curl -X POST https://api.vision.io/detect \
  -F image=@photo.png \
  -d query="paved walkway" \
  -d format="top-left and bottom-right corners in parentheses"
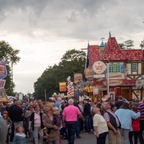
top-left (10, 131), bottom-right (144, 143)
top-left (10, 132), bottom-right (104, 144)
top-left (62, 132), bottom-right (96, 144)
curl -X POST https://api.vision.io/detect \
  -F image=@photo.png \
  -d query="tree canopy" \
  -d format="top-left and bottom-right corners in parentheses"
top-left (33, 49), bottom-right (86, 100)
top-left (124, 40), bottom-right (134, 49)
top-left (119, 40), bottom-right (134, 49)
top-left (140, 39), bottom-right (144, 49)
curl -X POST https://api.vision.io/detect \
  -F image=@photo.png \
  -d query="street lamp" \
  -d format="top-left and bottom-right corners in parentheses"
top-left (44, 89), bottom-right (47, 101)
top-left (106, 63), bottom-right (110, 97)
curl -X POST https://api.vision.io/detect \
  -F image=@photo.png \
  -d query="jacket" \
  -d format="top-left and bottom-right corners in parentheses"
top-left (13, 133), bottom-right (26, 144)
top-left (105, 111), bottom-right (121, 130)
top-left (30, 112), bottom-right (44, 131)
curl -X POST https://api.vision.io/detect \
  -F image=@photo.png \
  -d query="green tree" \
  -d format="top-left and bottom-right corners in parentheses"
top-left (119, 43), bottom-right (125, 49)
top-left (140, 39), bottom-right (144, 49)
top-left (34, 65), bottom-right (66, 100)
top-left (124, 40), bottom-right (134, 49)
top-left (60, 49), bottom-right (86, 79)
top-left (119, 40), bottom-right (134, 49)
top-left (0, 41), bottom-right (20, 95)
top-left (33, 49), bottom-right (86, 100)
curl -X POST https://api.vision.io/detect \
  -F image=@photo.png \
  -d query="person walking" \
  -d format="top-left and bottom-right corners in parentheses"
top-left (2, 110), bottom-right (11, 144)
top-left (62, 98), bottom-right (83, 144)
top-left (138, 98), bottom-right (144, 141)
top-left (115, 96), bottom-right (124, 109)
top-left (0, 116), bottom-right (8, 144)
top-left (93, 106), bottom-right (108, 144)
top-left (13, 125), bottom-right (26, 144)
top-left (129, 104), bottom-right (144, 144)
top-left (30, 105), bottom-right (44, 144)
top-left (43, 103), bottom-right (60, 144)
top-left (83, 98), bottom-right (92, 133)
top-left (115, 102), bottom-right (140, 144)
top-left (102, 102), bottom-right (121, 144)
top-left (8, 101), bottom-right (24, 136)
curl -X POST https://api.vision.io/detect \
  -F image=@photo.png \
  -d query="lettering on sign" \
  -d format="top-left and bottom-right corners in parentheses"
top-left (94, 74), bottom-right (105, 78)
top-left (85, 67), bottom-right (95, 79)
top-left (93, 61), bottom-right (107, 74)
top-left (0, 61), bottom-right (7, 79)
top-left (74, 73), bottom-right (83, 84)
top-left (108, 73), bottom-right (124, 79)
top-left (103, 80), bottom-right (123, 86)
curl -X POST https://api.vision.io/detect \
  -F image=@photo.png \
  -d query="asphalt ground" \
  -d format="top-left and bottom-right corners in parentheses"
top-left (62, 132), bottom-right (96, 144)
top-left (10, 132), bottom-right (96, 144)
top-left (10, 130), bottom-right (144, 144)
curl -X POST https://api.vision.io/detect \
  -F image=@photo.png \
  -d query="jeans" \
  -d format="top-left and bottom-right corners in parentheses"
top-left (85, 115), bottom-right (91, 132)
top-left (66, 121), bottom-right (77, 144)
top-left (23, 118), bottom-right (29, 136)
top-left (79, 118), bottom-right (84, 131)
top-left (120, 128), bottom-right (130, 144)
top-left (76, 120), bottom-right (80, 137)
top-left (44, 140), bottom-right (59, 144)
top-left (60, 127), bottom-right (68, 138)
top-left (97, 132), bottom-right (108, 144)
top-left (140, 120), bottom-right (144, 132)
top-left (46, 140), bottom-right (59, 144)
top-left (10, 122), bottom-right (14, 142)
top-left (129, 131), bottom-right (144, 144)
top-left (33, 126), bottom-right (43, 144)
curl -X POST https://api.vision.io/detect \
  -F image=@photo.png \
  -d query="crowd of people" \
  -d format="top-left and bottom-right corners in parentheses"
top-left (0, 95), bottom-right (144, 144)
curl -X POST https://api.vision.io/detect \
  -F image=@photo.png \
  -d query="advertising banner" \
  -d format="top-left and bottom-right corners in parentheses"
top-left (19, 93), bottom-right (23, 100)
top-left (59, 82), bottom-right (66, 92)
top-left (85, 67), bottom-right (95, 79)
top-left (67, 85), bottom-right (74, 97)
top-left (74, 73), bottom-right (83, 84)
top-left (67, 76), bottom-right (74, 97)
top-left (93, 88), bottom-right (99, 95)
top-left (0, 61), bottom-right (7, 79)
top-left (93, 61), bottom-right (106, 74)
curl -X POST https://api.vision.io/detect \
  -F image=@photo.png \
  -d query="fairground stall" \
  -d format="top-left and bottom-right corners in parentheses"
top-left (84, 35), bottom-right (144, 101)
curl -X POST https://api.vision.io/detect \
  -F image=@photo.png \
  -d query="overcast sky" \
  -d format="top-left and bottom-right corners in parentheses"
top-left (0, 0), bottom-right (144, 94)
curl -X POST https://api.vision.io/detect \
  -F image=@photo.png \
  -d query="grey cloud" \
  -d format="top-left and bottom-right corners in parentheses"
top-left (0, 0), bottom-right (144, 41)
